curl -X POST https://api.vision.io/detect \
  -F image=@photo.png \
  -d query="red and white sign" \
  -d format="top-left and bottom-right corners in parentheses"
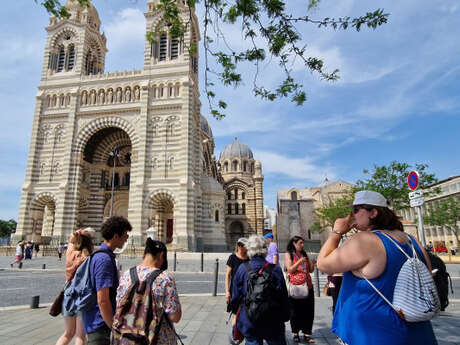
top-left (407, 171), bottom-right (419, 191)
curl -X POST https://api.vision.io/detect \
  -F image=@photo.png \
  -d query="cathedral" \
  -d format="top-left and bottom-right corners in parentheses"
top-left (14, 0), bottom-right (264, 251)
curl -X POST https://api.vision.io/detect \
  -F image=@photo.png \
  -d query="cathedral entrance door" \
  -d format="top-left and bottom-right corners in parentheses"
top-left (166, 219), bottom-right (173, 244)
top-left (229, 221), bottom-right (244, 249)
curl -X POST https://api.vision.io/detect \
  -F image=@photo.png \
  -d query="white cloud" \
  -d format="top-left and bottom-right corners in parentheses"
top-left (104, 8), bottom-right (145, 52)
top-left (254, 150), bottom-right (337, 182)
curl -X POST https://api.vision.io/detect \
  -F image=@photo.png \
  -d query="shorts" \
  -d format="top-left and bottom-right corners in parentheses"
top-left (61, 299), bottom-right (82, 318)
top-left (15, 255), bottom-right (23, 261)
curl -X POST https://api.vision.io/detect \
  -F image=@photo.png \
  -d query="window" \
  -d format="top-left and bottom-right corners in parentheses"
top-left (100, 170), bottom-right (107, 188)
top-left (57, 47), bottom-right (65, 72)
top-left (215, 210), bottom-right (219, 222)
top-left (243, 161), bottom-right (247, 171)
top-left (242, 203), bottom-right (246, 215)
top-left (159, 34), bottom-right (167, 61)
top-left (233, 161), bottom-right (238, 171)
top-left (291, 191), bottom-right (298, 201)
top-left (66, 45), bottom-right (75, 70)
top-left (234, 189), bottom-right (238, 200)
top-left (114, 173), bottom-right (120, 187)
top-left (224, 162), bottom-right (228, 172)
top-left (235, 203), bottom-right (239, 215)
top-left (228, 203), bottom-right (232, 215)
top-left (169, 86), bottom-right (173, 97)
top-left (171, 36), bottom-right (179, 59)
top-left (227, 191), bottom-right (232, 200)
top-left (242, 192), bottom-right (245, 200)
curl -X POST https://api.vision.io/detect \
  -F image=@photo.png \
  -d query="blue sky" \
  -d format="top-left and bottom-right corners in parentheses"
top-left (0, 0), bottom-right (459, 220)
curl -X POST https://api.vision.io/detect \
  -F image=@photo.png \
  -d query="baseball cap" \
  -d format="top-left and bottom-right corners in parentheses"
top-left (237, 237), bottom-right (248, 246)
top-left (347, 190), bottom-right (388, 208)
top-left (263, 233), bottom-right (274, 239)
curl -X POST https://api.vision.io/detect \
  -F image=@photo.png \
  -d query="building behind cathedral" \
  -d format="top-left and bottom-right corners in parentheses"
top-left (15, 0), bottom-right (264, 251)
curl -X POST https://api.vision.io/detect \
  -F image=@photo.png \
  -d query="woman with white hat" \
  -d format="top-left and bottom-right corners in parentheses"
top-left (317, 190), bottom-right (438, 345)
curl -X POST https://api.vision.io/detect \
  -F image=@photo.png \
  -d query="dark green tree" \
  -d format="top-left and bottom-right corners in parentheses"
top-left (0, 219), bottom-right (17, 238)
top-left (310, 192), bottom-right (354, 233)
top-left (424, 197), bottom-right (460, 242)
top-left (355, 161), bottom-right (439, 211)
top-left (35, 0), bottom-right (389, 118)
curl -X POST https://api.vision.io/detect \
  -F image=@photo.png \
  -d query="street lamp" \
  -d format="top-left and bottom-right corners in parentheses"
top-left (109, 148), bottom-right (119, 217)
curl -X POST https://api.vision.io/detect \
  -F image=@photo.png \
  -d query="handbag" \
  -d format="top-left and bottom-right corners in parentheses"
top-left (287, 279), bottom-right (309, 299)
top-left (49, 289), bottom-right (65, 317)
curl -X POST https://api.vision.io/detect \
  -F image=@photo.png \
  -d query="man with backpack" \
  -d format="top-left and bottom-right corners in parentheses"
top-left (82, 216), bottom-right (132, 345)
top-left (230, 235), bottom-right (290, 345)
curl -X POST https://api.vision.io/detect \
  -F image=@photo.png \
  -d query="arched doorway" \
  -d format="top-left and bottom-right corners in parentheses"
top-left (148, 192), bottom-right (175, 244)
top-left (229, 220), bottom-right (244, 249)
top-left (78, 127), bottom-right (132, 229)
top-left (30, 194), bottom-right (56, 243)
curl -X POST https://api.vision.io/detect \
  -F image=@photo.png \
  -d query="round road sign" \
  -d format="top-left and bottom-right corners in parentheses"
top-left (408, 171), bottom-right (419, 190)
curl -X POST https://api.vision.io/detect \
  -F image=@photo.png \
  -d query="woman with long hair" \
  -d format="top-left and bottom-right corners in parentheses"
top-left (113, 238), bottom-right (181, 345)
top-left (56, 229), bottom-right (94, 345)
top-left (317, 190), bottom-right (437, 345)
top-left (285, 236), bottom-right (316, 343)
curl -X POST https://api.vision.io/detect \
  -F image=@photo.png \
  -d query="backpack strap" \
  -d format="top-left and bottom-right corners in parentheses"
top-left (129, 267), bottom-right (139, 285)
top-left (378, 232), bottom-right (418, 260)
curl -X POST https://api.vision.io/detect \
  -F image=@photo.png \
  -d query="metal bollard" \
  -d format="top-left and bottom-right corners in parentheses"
top-left (314, 267), bottom-right (320, 297)
top-left (201, 252), bottom-right (204, 272)
top-left (30, 296), bottom-right (40, 309)
top-left (42, 264), bottom-right (46, 269)
top-left (212, 258), bottom-right (219, 296)
top-left (19, 262), bottom-right (23, 269)
top-left (173, 251), bottom-right (177, 272)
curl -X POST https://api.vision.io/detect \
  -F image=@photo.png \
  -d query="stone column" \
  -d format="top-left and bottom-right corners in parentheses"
top-left (253, 161), bottom-right (264, 235)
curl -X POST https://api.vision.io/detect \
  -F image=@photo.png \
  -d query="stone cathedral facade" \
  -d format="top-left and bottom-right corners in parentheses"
top-left (15, 0), bottom-right (264, 251)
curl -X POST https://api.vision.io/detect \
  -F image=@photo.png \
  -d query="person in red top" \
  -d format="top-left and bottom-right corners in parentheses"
top-left (285, 236), bottom-right (316, 343)
top-left (56, 229), bottom-right (94, 345)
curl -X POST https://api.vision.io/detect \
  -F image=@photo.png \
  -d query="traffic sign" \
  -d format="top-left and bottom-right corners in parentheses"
top-left (409, 190), bottom-right (424, 200)
top-left (408, 171), bottom-right (419, 191)
top-left (410, 197), bottom-right (424, 207)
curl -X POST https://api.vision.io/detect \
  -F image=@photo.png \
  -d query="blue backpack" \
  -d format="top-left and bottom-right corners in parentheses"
top-left (63, 248), bottom-right (115, 314)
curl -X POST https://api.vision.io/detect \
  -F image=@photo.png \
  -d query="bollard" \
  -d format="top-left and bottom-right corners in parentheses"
top-left (19, 262), bottom-right (23, 269)
top-left (201, 252), bottom-right (204, 272)
top-left (42, 264), bottom-right (46, 269)
top-left (212, 258), bottom-right (219, 296)
top-left (314, 267), bottom-right (320, 297)
top-left (30, 296), bottom-right (40, 309)
top-left (173, 251), bottom-right (177, 272)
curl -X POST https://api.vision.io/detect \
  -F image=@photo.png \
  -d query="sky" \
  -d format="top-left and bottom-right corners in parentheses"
top-left (0, 0), bottom-right (459, 220)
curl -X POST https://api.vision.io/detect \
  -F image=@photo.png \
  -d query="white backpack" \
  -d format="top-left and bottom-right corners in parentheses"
top-left (361, 232), bottom-right (440, 322)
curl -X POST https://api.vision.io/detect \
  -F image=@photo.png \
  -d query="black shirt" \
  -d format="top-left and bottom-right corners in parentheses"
top-left (226, 253), bottom-right (249, 293)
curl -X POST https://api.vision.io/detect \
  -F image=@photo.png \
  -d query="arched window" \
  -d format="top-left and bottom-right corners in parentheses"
top-left (169, 85), bottom-right (173, 97)
top-left (233, 160), bottom-right (238, 171)
top-left (227, 191), bottom-right (232, 200)
top-left (124, 172), bottom-right (130, 186)
top-left (215, 210), bottom-right (219, 222)
top-left (159, 34), bottom-right (167, 61)
top-left (227, 203), bottom-right (232, 215)
top-left (242, 203), bottom-right (246, 215)
top-left (114, 173), bottom-right (120, 187)
top-left (242, 192), bottom-right (245, 200)
top-left (291, 191), bottom-right (298, 201)
top-left (224, 162), bottom-right (228, 172)
top-left (235, 203), bottom-right (239, 215)
top-left (243, 161), bottom-right (247, 171)
top-left (57, 46), bottom-right (66, 72)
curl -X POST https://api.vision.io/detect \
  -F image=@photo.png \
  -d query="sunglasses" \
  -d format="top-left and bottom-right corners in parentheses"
top-left (352, 206), bottom-right (373, 214)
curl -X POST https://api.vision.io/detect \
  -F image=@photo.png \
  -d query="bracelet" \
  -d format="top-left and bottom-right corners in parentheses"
top-left (331, 230), bottom-right (343, 237)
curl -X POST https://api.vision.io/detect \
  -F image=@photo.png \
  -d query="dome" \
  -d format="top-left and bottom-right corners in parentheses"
top-left (220, 138), bottom-right (254, 160)
top-left (200, 114), bottom-right (213, 138)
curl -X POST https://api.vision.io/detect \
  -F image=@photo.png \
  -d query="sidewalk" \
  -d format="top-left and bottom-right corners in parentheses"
top-left (0, 296), bottom-right (459, 345)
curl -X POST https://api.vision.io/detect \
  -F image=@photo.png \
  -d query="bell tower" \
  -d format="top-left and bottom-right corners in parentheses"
top-left (41, 0), bottom-right (107, 80)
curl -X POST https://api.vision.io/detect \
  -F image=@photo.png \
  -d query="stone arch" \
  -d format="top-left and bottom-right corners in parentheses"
top-left (50, 28), bottom-right (78, 48)
top-left (74, 116), bottom-right (139, 154)
top-left (29, 192), bottom-right (57, 241)
top-left (147, 190), bottom-right (176, 243)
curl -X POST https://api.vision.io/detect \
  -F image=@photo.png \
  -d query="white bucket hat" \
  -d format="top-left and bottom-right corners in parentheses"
top-left (347, 190), bottom-right (388, 208)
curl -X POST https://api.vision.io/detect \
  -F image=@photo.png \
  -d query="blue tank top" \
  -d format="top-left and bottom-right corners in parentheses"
top-left (331, 231), bottom-right (438, 345)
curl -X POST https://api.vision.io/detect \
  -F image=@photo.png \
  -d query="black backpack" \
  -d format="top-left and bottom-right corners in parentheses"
top-left (427, 252), bottom-right (453, 311)
top-left (243, 262), bottom-right (287, 327)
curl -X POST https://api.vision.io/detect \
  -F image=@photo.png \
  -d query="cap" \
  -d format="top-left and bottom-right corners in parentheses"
top-left (263, 233), bottom-right (274, 239)
top-left (237, 237), bottom-right (248, 247)
top-left (347, 190), bottom-right (388, 208)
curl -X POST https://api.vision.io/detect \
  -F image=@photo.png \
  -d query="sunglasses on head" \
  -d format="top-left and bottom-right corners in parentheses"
top-left (352, 206), bottom-right (373, 214)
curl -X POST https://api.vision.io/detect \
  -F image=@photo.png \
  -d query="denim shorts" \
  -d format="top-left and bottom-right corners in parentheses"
top-left (61, 299), bottom-right (82, 317)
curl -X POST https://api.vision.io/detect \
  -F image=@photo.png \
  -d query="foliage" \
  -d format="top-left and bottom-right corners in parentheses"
top-left (0, 219), bottom-right (17, 238)
top-left (35, 0), bottom-right (90, 19)
top-left (424, 197), bottom-right (460, 240)
top-left (355, 161), bottom-right (439, 211)
top-left (311, 192), bottom-right (354, 232)
top-left (35, 0), bottom-right (389, 119)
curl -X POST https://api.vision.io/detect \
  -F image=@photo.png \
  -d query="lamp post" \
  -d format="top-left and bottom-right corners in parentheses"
top-left (109, 148), bottom-right (119, 217)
